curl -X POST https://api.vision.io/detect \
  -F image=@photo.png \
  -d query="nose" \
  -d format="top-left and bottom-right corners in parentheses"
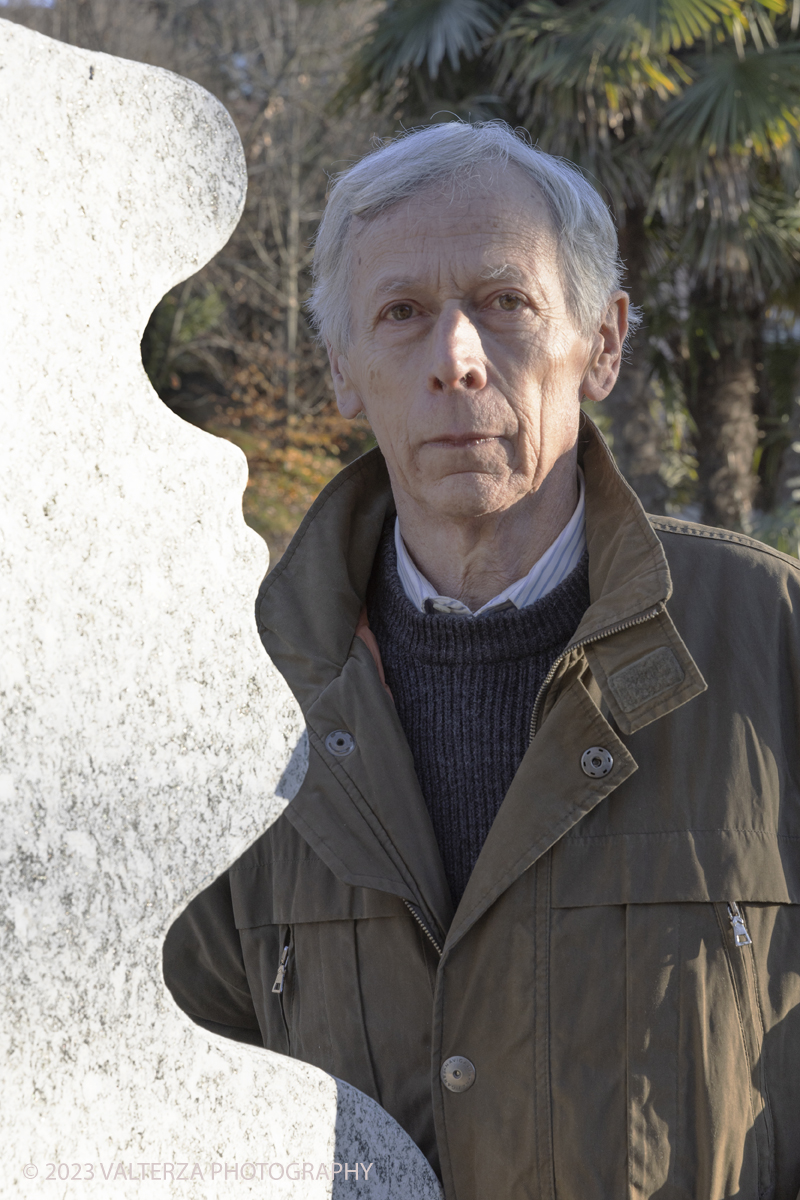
top-left (428, 307), bottom-right (487, 393)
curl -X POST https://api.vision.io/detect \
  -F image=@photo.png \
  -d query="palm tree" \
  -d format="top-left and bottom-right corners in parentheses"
top-left (645, 36), bottom-right (800, 524)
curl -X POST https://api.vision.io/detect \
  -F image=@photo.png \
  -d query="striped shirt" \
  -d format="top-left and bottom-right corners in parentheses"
top-left (394, 470), bottom-right (586, 616)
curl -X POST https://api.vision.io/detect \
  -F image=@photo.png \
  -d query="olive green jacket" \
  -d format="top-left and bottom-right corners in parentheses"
top-left (164, 420), bottom-right (800, 1200)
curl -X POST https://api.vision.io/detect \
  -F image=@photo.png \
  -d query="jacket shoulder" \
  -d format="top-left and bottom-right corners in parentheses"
top-left (648, 514), bottom-right (800, 582)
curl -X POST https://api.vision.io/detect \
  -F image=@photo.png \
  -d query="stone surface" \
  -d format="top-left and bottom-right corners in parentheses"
top-left (0, 20), bottom-right (441, 1199)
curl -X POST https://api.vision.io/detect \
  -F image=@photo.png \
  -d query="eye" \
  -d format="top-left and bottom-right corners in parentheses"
top-left (386, 303), bottom-right (415, 321)
top-left (494, 292), bottom-right (526, 311)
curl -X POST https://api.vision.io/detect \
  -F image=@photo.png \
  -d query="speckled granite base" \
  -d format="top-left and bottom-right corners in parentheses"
top-left (0, 20), bottom-right (441, 1199)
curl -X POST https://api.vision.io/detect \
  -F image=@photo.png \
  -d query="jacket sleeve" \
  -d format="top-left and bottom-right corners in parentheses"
top-left (162, 869), bottom-right (265, 1048)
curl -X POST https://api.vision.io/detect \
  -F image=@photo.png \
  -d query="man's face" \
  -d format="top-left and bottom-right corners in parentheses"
top-left (328, 165), bottom-right (623, 524)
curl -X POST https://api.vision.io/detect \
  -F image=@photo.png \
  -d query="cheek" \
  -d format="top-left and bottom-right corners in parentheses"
top-left (353, 355), bottom-right (411, 446)
top-left (501, 327), bottom-right (577, 389)
top-left (505, 343), bottom-right (585, 451)
top-left (536, 336), bottom-right (590, 402)
top-left (358, 343), bottom-right (399, 393)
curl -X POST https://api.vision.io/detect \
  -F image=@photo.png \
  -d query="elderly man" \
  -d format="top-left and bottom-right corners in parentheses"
top-left (164, 123), bottom-right (800, 1199)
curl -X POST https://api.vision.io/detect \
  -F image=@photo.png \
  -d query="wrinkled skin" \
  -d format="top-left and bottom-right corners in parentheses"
top-left (327, 164), bottom-right (628, 611)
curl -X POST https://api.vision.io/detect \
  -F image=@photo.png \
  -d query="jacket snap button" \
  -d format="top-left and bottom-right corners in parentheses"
top-left (441, 1055), bottom-right (476, 1093)
top-left (581, 746), bottom-right (614, 778)
top-left (325, 730), bottom-right (355, 757)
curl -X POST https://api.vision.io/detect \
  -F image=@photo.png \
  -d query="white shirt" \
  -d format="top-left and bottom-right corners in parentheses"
top-left (394, 470), bottom-right (587, 616)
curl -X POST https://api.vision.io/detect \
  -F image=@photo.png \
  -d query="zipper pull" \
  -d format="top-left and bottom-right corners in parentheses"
top-left (727, 901), bottom-right (752, 948)
top-left (271, 942), bottom-right (290, 994)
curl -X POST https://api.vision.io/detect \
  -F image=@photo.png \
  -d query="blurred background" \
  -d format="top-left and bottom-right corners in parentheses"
top-left (5, 0), bottom-right (800, 563)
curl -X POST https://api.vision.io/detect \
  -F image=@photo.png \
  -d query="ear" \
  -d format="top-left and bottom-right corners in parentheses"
top-left (581, 292), bottom-right (629, 403)
top-left (326, 340), bottom-right (364, 420)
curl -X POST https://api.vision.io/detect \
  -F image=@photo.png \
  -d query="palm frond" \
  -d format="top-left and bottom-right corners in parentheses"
top-left (593, 0), bottom-right (738, 52)
top-left (497, 0), bottom-right (737, 91)
top-left (653, 163), bottom-right (800, 298)
top-left (495, 0), bottom-right (722, 157)
top-left (339, 0), bottom-right (504, 108)
top-left (654, 44), bottom-right (800, 167)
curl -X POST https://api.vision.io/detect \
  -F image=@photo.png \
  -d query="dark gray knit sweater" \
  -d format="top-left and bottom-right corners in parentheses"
top-left (367, 523), bottom-right (591, 906)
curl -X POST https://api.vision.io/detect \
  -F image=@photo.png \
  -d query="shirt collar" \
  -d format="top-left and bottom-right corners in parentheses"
top-left (394, 470), bottom-right (587, 616)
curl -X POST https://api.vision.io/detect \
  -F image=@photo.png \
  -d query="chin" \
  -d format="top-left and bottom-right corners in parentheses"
top-left (422, 473), bottom-right (517, 522)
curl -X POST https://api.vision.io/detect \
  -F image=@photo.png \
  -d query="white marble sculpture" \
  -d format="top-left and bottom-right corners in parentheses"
top-left (0, 19), bottom-right (441, 1199)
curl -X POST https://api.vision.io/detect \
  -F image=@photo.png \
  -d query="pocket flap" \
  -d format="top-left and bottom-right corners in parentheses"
top-left (230, 852), bottom-right (406, 929)
top-left (551, 829), bottom-right (800, 907)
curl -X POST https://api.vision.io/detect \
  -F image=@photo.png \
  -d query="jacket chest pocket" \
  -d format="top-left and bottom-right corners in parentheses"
top-left (624, 899), bottom-right (775, 1200)
top-left (229, 851), bottom-right (434, 1105)
top-left (266, 915), bottom-right (382, 1085)
top-left (549, 833), bottom-right (796, 1200)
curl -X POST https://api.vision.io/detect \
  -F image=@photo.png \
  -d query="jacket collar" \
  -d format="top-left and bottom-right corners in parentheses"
top-left (568, 420), bottom-right (706, 737)
top-left (257, 450), bottom-right (395, 714)
top-left (257, 418), bottom-right (699, 722)
top-left (577, 418), bottom-right (671, 637)
top-left (256, 418), bottom-right (706, 940)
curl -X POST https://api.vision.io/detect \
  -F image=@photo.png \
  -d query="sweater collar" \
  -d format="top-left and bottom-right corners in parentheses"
top-left (368, 522), bottom-right (591, 666)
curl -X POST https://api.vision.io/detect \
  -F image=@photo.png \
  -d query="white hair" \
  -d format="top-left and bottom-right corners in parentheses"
top-left (308, 121), bottom-right (633, 351)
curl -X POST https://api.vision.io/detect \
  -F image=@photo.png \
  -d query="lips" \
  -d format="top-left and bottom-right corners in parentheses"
top-left (426, 434), bottom-right (500, 448)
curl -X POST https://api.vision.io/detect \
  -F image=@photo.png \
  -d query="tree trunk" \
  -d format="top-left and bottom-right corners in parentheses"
top-left (601, 353), bottom-right (669, 513)
top-left (604, 208), bottom-right (669, 513)
top-left (285, 106), bottom-right (300, 414)
top-left (284, 2), bottom-right (301, 415)
top-left (687, 308), bottom-right (759, 530)
top-left (774, 355), bottom-right (800, 509)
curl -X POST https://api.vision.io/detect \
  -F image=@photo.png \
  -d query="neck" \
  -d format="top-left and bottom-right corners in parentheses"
top-left (394, 454), bottom-right (579, 612)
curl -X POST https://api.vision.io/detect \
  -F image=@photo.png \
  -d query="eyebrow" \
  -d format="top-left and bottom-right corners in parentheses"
top-left (374, 265), bottom-right (527, 297)
top-left (374, 278), bottom-right (419, 297)
top-left (479, 264), bottom-right (525, 283)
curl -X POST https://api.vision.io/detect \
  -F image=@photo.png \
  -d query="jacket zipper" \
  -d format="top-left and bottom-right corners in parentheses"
top-left (403, 899), bottom-right (443, 957)
top-left (716, 900), bottom-right (773, 1194)
top-left (272, 929), bottom-right (293, 1051)
top-left (727, 900), bottom-right (753, 947)
top-left (271, 938), bottom-right (291, 993)
top-left (529, 603), bottom-right (665, 741)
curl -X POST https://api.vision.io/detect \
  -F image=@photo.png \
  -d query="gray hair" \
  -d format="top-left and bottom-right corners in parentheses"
top-left (308, 121), bottom-right (632, 351)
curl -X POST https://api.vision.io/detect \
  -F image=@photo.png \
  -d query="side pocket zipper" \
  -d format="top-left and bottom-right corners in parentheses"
top-left (271, 928), bottom-right (292, 1052)
top-left (717, 901), bottom-right (774, 1200)
top-left (272, 935), bottom-right (291, 993)
top-left (728, 900), bottom-right (753, 948)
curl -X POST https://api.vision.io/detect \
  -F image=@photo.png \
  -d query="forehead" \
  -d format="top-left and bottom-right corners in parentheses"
top-left (350, 164), bottom-right (560, 293)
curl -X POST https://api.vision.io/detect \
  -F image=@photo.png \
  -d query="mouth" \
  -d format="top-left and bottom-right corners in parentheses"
top-left (426, 434), bottom-right (501, 449)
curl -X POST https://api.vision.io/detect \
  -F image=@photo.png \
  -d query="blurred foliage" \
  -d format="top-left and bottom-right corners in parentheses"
top-left (207, 369), bottom-right (376, 556)
top-left (141, 284), bottom-right (227, 397)
top-left (748, 502), bottom-right (800, 554)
